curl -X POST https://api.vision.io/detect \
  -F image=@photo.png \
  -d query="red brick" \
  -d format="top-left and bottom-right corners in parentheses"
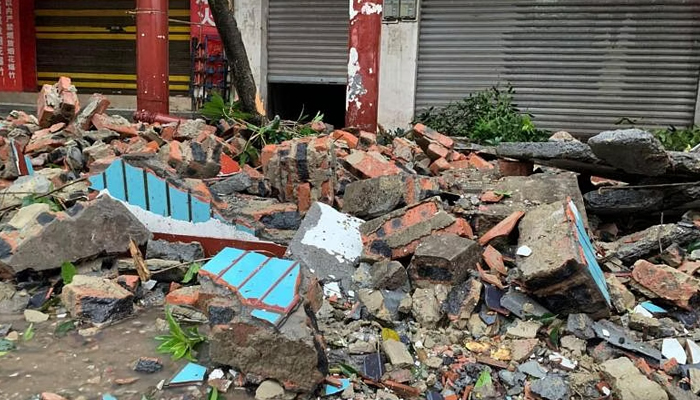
top-left (344, 151), bottom-right (402, 179)
top-left (498, 159), bottom-right (533, 176)
top-left (448, 151), bottom-right (466, 162)
top-left (427, 143), bottom-right (450, 160)
top-left (310, 121), bottom-right (326, 132)
top-left (297, 183), bottom-right (312, 214)
top-left (632, 260), bottom-right (700, 310)
top-left (478, 211), bottom-right (526, 246)
top-left (144, 141), bottom-right (161, 153)
top-left (483, 245), bottom-right (507, 276)
top-left (165, 286), bottom-right (200, 307)
top-left (449, 159), bottom-right (471, 169)
top-left (359, 131), bottom-right (377, 148)
top-left (220, 153), bottom-right (241, 175)
top-left (260, 144), bottom-right (277, 169)
top-left (480, 190), bottom-right (504, 203)
top-left (467, 153), bottom-right (495, 170)
top-left (92, 114), bottom-right (138, 138)
top-left (331, 130), bottom-right (359, 149)
top-left (429, 157), bottom-right (451, 175)
top-left (116, 275), bottom-right (140, 293)
top-left (392, 137), bottom-right (416, 162)
top-left (413, 123), bottom-right (454, 149)
top-left (243, 164), bottom-right (264, 179)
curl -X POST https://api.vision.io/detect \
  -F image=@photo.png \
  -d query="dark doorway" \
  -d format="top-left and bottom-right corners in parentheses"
top-left (268, 83), bottom-right (346, 128)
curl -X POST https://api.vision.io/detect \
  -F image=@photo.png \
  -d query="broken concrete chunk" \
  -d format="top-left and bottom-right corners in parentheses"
top-left (566, 313), bottom-right (595, 340)
top-left (408, 233), bottom-right (480, 288)
top-left (75, 93), bottom-right (110, 130)
top-left (37, 77), bottom-right (80, 128)
top-left (369, 260), bottom-right (408, 291)
top-left (61, 275), bottom-right (134, 323)
top-left (506, 320), bottom-right (542, 339)
top-left (601, 224), bottom-right (700, 265)
top-left (0, 196), bottom-right (151, 275)
top-left (287, 202), bottom-right (363, 293)
top-left (605, 274), bottom-right (636, 313)
top-left (209, 172), bottom-right (252, 195)
top-left (600, 357), bottom-right (668, 400)
top-left (517, 200), bottom-right (610, 318)
top-left (443, 279), bottom-right (482, 329)
top-left (632, 260), bottom-right (700, 310)
top-left (411, 286), bottom-right (447, 329)
top-left (145, 239), bottom-right (204, 263)
top-left (530, 376), bottom-right (571, 400)
top-left (360, 198), bottom-right (472, 260)
top-left (382, 339), bottom-right (413, 367)
top-left (587, 129), bottom-right (670, 176)
top-left (342, 174), bottom-right (441, 219)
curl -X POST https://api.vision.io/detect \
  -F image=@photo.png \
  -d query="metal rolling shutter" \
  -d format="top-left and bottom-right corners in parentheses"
top-left (268, 0), bottom-right (349, 84)
top-left (35, 0), bottom-right (191, 95)
top-left (415, 0), bottom-right (700, 137)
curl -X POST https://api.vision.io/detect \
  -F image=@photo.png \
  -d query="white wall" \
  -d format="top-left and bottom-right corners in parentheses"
top-left (377, 19), bottom-right (420, 131)
top-left (235, 0), bottom-right (267, 104)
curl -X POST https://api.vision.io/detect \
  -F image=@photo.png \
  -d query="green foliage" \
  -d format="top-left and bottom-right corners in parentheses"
top-left (55, 320), bottom-right (76, 337)
top-left (0, 338), bottom-right (15, 352)
top-left (21, 194), bottom-right (62, 212)
top-left (652, 126), bottom-right (700, 152)
top-left (200, 92), bottom-right (251, 122)
top-left (413, 85), bottom-right (550, 145)
top-left (474, 369), bottom-right (492, 388)
top-left (155, 308), bottom-right (207, 361)
top-left (61, 262), bottom-right (77, 284)
top-left (237, 113), bottom-right (322, 165)
top-left (22, 323), bottom-right (35, 342)
top-left (615, 118), bottom-right (700, 152)
top-left (182, 263), bottom-right (202, 284)
top-left (208, 388), bottom-right (219, 400)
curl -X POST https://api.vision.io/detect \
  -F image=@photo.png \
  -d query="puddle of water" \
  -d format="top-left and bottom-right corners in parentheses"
top-left (0, 308), bottom-right (254, 400)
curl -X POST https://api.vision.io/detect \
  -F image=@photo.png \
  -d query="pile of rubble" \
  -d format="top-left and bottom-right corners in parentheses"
top-left (3, 77), bottom-right (700, 400)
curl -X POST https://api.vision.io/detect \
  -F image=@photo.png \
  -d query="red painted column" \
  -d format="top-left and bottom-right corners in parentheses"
top-left (136, 0), bottom-right (169, 114)
top-left (346, 0), bottom-right (383, 132)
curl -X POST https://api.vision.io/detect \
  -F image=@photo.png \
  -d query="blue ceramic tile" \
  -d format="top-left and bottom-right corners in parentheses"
top-left (200, 248), bottom-right (302, 322)
top-left (25, 156), bottom-right (33, 175)
top-left (124, 163), bottom-right (147, 209)
top-left (201, 247), bottom-right (247, 276)
top-left (324, 378), bottom-right (351, 396)
top-left (90, 172), bottom-right (105, 191)
top-left (102, 395), bottom-right (118, 400)
top-left (641, 301), bottom-right (667, 314)
top-left (169, 186), bottom-right (190, 221)
top-left (568, 200), bottom-right (611, 306)
top-left (146, 173), bottom-right (168, 217)
top-left (191, 198), bottom-right (211, 223)
top-left (220, 252), bottom-right (269, 287)
top-left (251, 309), bottom-right (283, 325)
top-left (169, 362), bottom-right (207, 385)
top-left (104, 159), bottom-right (126, 200)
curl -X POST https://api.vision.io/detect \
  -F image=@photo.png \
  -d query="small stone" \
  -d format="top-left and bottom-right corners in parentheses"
top-left (5, 331), bottom-right (19, 341)
top-left (425, 357), bottom-right (443, 369)
top-left (600, 357), bottom-right (668, 400)
top-left (41, 393), bottom-right (68, 400)
top-left (566, 313), bottom-right (595, 340)
top-left (24, 309), bottom-right (49, 323)
top-left (506, 320), bottom-right (542, 339)
top-left (468, 313), bottom-right (496, 339)
top-left (689, 368), bottom-right (700, 395)
top-left (349, 341), bottom-right (376, 354)
top-left (133, 357), bottom-right (163, 373)
top-left (255, 380), bottom-right (294, 400)
top-left (382, 339), bottom-right (413, 367)
top-left (560, 335), bottom-right (587, 354)
top-left (412, 287), bottom-right (444, 329)
top-left (628, 313), bottom-right (661, 336)
top-left (517, 360), bottom-right (548, 378)
top-left (376, 390), bottom-right (400, 400)
top-left (370, 260), bottom-right (408, 291)
top-left (606, 274), bottom-right (636, 313)
top-left (530, 376), bottom-right (571, 400)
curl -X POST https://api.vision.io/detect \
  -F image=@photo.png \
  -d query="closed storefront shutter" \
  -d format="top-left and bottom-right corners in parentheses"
top-left (416, 0), bottom-right (700, 137)
top-left (267, 0), bottom-right (349, 84)
top-left (35, 0), bottom-right (191, 95)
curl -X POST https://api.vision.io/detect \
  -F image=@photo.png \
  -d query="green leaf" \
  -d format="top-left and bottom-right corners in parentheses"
top-left (22, 323), bottom-right (35, 342)
top-left (0, 351), bottom-right (8, 357)
top-left (182, 263), bottom-right (201, 284)
top-left (475, 369), bottom-right (492, 388)
top-left (208, 387), bottom-right (219, 400)
top-left (338, 363), bottom-right (359, 377)
top-left (54, 320), bottom-right (76, 337)
top-left (0, 339), bottom-right (15, 351)
top-left (493, 190), bottom-right (513, 198)
top-left (549, 320), bottom-right (563, 349)
top-left (61, 262), bottom-right (77, 284)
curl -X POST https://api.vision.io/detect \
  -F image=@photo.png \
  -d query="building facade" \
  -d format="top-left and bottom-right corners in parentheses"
top-left (3, 0), bottom-right (700, 136)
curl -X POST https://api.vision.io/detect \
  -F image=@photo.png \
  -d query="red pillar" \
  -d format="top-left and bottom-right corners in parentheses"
top-left (136, 0), bottom-right (169, 114)
top-left (346, 0), bottom-right (383, 132)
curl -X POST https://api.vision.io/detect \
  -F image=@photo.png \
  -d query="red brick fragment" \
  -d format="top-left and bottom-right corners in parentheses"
top-left (632, 260), bottom-right (700, 310)
top-left (480, 190), bottom-right (504, 203)
top-left (498, 159), bottom-right (533, 177)
top-left (429, 157), bottom-right (451, 175)
top-left (344, 151), bottom-right (402, 179)
top-left (331, 130), bottom-right (359, 149)
top-left (413, 123), bottom-right (454, 149)
top-left (467, 153), bottom-right (494, 170)
top-left (483, 245), bottom-right (507, 276)
top-left (478, 211), bottom-right (526, 246)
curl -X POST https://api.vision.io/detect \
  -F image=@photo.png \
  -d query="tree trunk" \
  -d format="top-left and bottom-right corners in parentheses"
top-left (208, 0), bottom-right (263, 124)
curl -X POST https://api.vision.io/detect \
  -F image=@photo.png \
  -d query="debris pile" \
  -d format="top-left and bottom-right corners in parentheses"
top-left (2, 78), bottom-right (700, 400)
